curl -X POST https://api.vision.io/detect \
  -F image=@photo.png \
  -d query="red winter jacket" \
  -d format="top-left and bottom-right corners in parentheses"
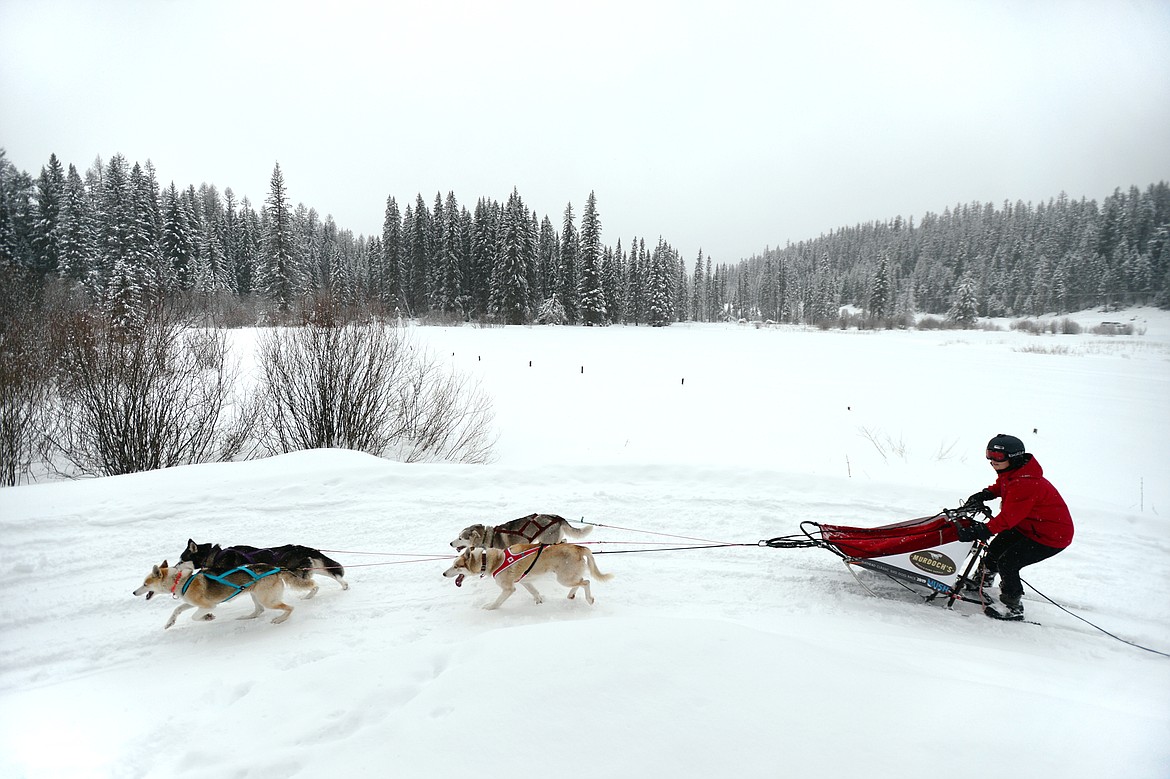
top-left (985, 455), bottom-right (1074, 549)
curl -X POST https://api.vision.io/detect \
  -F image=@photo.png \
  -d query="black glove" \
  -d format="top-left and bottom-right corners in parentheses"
top-left (964, 489), bottom-right (996, 507)
top-left (956, 522), bottom-right (993, 542)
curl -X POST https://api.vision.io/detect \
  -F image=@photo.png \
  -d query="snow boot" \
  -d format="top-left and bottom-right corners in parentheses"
top-left (996, 591), bottom-right (1024, 621)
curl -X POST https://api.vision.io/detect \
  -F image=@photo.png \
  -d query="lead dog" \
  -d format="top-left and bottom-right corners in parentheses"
top-left (133, 560), bottom-right (314, 629)
top-left (449, 513), bottom-right (592, 551)
top-left (180, 539), bottom-right (348, 597)
top-left (443, 542), bottom-right (613, 610)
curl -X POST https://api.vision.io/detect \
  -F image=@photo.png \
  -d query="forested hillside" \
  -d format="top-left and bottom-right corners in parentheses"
top-left (1, 149), bottom-right (1166, 327)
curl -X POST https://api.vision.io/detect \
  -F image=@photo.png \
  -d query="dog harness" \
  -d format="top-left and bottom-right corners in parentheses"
top-left (179, 565), bottom-right (280, 602)
top-left (485, 514), bottom-right (562, 547)
top-left (490, 545), bottom-right (545, 580)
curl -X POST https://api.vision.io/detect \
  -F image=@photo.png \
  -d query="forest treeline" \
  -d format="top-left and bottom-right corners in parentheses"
top-left (1, 148), bottom-right (1168, 329)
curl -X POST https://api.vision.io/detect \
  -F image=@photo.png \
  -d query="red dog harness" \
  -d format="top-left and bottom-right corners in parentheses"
top-left (491, 545), bottom-right (545, 580)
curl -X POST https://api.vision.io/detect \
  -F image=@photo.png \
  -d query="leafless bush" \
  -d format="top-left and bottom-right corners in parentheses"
top-left (41, 308), bottom-right (252, 477)
top-left (254, 319), bottom-right (496, 463)
top-left (1091, 321), bottom-right (1135, 336)
top-left (0, 271), bottom-right (52, 485)
top-left (858, 426), bottom-right (908, 462)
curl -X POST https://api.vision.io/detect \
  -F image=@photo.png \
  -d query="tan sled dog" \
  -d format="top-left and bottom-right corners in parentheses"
top-left (443, 543), bottom-right (613, 610)
top-left (450, 513), bottom-right (592, 550)
top-left (132, 560), bottom-right (313, 629)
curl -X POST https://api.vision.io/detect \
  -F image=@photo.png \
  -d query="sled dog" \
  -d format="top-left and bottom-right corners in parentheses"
top-left (180, 539), bottom-right (348, 597)
top-left (443, 543), bottom-right (613, 610)
top-left (449, 513), bottom-right (592, 551)
top-left (133, 560), bottom-right (314, 629)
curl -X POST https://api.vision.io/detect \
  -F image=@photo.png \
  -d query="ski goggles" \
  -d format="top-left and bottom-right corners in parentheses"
top-left (985, 450), bottom-right (1010, 462)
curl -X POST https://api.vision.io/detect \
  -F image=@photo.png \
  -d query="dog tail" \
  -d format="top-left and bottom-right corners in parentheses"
top-left (561, 520), bottom-right (593, 540)
top-left (584, 549), bottom-right (613, 581)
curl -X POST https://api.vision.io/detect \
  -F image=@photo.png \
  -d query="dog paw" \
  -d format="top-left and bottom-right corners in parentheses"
top-left (200, 614), bottom-right (216, 621)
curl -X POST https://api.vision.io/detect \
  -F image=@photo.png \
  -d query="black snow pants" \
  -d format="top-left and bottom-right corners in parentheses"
top-left (982, 527), bottom-right (1064, 602)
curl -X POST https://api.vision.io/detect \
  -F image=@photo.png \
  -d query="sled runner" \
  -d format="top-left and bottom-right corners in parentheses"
top-left (764, 506), bottom-right (992, 608)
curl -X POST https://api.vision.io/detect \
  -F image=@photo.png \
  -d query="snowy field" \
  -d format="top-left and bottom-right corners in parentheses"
top-left (2, 308), bottom-right (1168, 779)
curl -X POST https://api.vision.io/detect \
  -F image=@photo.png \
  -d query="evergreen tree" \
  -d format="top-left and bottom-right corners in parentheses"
top-left (537, 214), bottom-right (558, 303)
top-left (160, 182), bottom-right (195, 294)
top-left (645, 238), bottom-right (675, 326)
top-left (559, 202), bottom-right (579, 323)
top-left (948, 271), bottom-right (979, 327)
top-left (32, 154), bottom-right (65, 276)
top-left (469, 198), bottom-right (498, 319)
top-left (691, 250), bottom-right (706, 322)
top-left (432, 191), bottom-right (463, 314)
top-left (57, 164), bottom-right (97, 289)
top-left (235, 197), bottom-right (260, 296)
top-left (603, 240), bottom-right (622, 323)
top-left (378, 196), bottom-right (403, 312)
top-left (869, 251), bottom-right (892, 323)
top-left (489, 188), bottom-right (531, 324)
top-left (577, 191), bottom-right (607, 325)
top-left (405, 194), bottom-right (431, 315)
top-left (258, 162), bottom-right (298, 313)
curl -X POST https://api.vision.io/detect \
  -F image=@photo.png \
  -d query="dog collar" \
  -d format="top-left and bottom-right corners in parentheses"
top-left (170, 570), bottom-right (184, 598)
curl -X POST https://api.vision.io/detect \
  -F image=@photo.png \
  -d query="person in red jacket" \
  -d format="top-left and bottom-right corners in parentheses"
top-left (957, 433), bottom-right (1074, 620)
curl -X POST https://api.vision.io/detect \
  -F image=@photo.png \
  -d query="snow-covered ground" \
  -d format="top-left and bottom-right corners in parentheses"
top-left (2, 308), bottom-right (1168, 779)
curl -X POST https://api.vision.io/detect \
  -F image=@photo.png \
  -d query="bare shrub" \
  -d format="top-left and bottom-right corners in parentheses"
top-left (0, 270), bottom-right (52, 486)
top-left (1014, 344), bottom-right (1073, 355)
top-left (916, 316), bottom-right (946, 330)
top-left (1091, 321), bottom-right (1134, 336)
top-left (1059, 318), bottom-right (1082, 335)
top-left (42, 307), bottom-right (251, 477)
top-left (254, 319), bottom-right (496, 464)
top-left (858, 426), bottom-right (908, 462)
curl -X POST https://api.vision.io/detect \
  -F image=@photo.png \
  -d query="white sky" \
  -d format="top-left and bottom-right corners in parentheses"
top-left (2, 0), bottom-right (1169, 262)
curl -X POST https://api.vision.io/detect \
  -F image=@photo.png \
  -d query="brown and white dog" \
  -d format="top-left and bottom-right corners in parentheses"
top-left (132, 560), bottom-right (314, 629)
top-left (449, 513), bottom-right (592, 551)
top-left (442, 542), bottom-right (613, 610)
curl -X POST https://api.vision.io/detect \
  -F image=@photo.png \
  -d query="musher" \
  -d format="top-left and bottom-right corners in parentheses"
top-left (957, 433), bottom-right (1075, 620)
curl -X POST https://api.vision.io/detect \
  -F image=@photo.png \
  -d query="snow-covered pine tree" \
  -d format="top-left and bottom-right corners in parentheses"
top-left (57, 164), bottom-right (98, 290)
top-left (235, 196), bottom-right (260, 296)
top-left (537, 214), bottom-right (558, 304)
top-left (645, 238), bottom-right (675, 326)
top-left (406, 194), bottom-right (431, 315)
top-left (431, 191), bottom-right (463, 315)
top-left (378, 195), bottom-right (403, 312)
top-left (258, 162), bottom-right (298, 314)
top-left (32, 154), bottom-right (65, 277)
top-left (559, 202), bottom-right (578, 324)
top-left (469, 197), bottom-right (498, 319)
top-left (690, 250), bottom-right (705, 322)
top-left (489, 188), bottom-right (532, 325)
top-left (604, 239), bottom-right (623, 324)
top-left (160, 183), bottom-right (194, 295)
top-left (869, 251), bottom-right (892, 324)
top-left (577, 191), bottom-right (607, 326)
top-left (947, 271), bottom-right (979, 327)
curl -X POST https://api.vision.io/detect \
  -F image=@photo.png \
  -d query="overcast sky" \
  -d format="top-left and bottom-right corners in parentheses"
top-left (2, 0), bottom-right (1169, 263)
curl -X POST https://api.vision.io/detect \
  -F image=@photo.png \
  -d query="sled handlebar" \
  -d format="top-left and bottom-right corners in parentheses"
top-left (942, 504), bottom-right (992, 522)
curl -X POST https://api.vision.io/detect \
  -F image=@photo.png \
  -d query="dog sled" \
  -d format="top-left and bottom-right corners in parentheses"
top-left (763, 505), bottom-right (991, 607)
